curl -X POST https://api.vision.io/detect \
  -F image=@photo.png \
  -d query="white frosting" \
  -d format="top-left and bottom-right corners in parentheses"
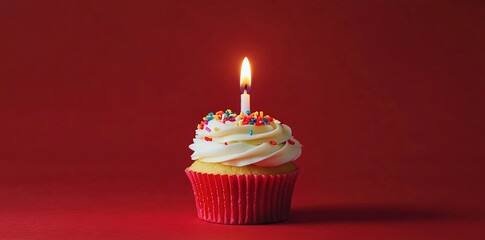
top-left (189, 115), bottom-right (302, 167)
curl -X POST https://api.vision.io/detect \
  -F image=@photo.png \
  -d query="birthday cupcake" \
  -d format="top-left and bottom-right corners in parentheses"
top-left (186, 109), bottom-right (302, 224)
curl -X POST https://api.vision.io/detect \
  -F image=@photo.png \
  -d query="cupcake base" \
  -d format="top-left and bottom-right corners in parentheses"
top-left (185, 168), bottom-right (298, 224)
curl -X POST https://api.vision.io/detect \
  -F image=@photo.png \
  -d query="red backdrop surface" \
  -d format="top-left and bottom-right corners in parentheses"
top-left (1, 0), bottom-right (484, 239)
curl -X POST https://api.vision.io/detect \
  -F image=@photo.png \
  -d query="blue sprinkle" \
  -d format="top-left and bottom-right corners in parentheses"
top-left (246, 110), bottom-right (251, 115)
top-left (249, 130), bottom-right (253, 135)
top-left (208, 112), bottom-right (214, 116)
top-left (206, 116), bottom-right (213, 121)
top-left (262, 118), bottom-right (268, 123)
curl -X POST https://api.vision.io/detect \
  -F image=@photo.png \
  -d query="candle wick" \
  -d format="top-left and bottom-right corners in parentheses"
top-left (240, 84), bottom-right (250, 94)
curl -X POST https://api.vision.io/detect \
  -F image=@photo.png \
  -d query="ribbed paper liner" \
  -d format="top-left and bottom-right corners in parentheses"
top-left (185, 169), bottom-right (298, 224)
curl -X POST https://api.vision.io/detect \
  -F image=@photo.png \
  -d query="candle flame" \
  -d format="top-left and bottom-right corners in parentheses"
top-left (240, 57), bottom-right (251, 93)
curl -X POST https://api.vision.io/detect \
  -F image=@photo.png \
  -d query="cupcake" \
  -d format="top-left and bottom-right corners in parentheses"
top-left (186, 109), bottom-right (302, 224)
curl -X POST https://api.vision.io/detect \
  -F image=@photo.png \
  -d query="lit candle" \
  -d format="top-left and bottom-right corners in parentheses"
top-left (240, 57), bottom-right (251, 115)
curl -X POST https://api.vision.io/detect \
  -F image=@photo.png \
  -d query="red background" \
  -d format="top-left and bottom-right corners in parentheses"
top-left (1, 0), bottom-right (484, 239)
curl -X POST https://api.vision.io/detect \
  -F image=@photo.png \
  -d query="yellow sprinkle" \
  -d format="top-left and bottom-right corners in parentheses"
top-left (227, 109), bottom-right (232, 113)
top-left (239, 112), bottom-right (244, 118)
top-left (214, 127), bottom-right (220, 131)
top-left (215, 115), bottom-right (220, 120)
top-left (197, 124), bottom-right (201, 129)
top-left (254, 112), bottom-right (259, 117)
top-left (203, 117), bottom-right (206, 120)
top-left (260, 111), bottom-right (264, 117)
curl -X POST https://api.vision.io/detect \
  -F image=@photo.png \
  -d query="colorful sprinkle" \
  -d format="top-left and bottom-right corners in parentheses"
top-left (205, 127), bottom-right (211, 132)
top-left (249, 130), bottom-right (253, 135)
top-left (214, 127), bottom-right (220, 131)
top-left (199, 110), bottom-right (278, 128)
top-left (224, 142), bottom-right (228, 145)
top-left (241, 112), bottom-right (275, 126)
top-left (270, 140), bottom-right (277, 145)
top-left (288, 139), bottom-right (295, 145)
top-left (204, 136), bottom-right (212, 142)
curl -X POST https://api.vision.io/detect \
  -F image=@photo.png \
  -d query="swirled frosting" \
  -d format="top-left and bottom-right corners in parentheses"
top-left (189, 110), bottom-right (302, 167)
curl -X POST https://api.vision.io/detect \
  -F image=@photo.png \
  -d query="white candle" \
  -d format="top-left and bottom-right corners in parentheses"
top-left (241, 90), bottom-right (250, 115)
top-left (240, 57), bottom-right (251, 115)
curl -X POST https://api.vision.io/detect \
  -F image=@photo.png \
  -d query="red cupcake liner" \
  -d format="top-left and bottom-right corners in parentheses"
top-left (185, 168), bottom-right (298, 224)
